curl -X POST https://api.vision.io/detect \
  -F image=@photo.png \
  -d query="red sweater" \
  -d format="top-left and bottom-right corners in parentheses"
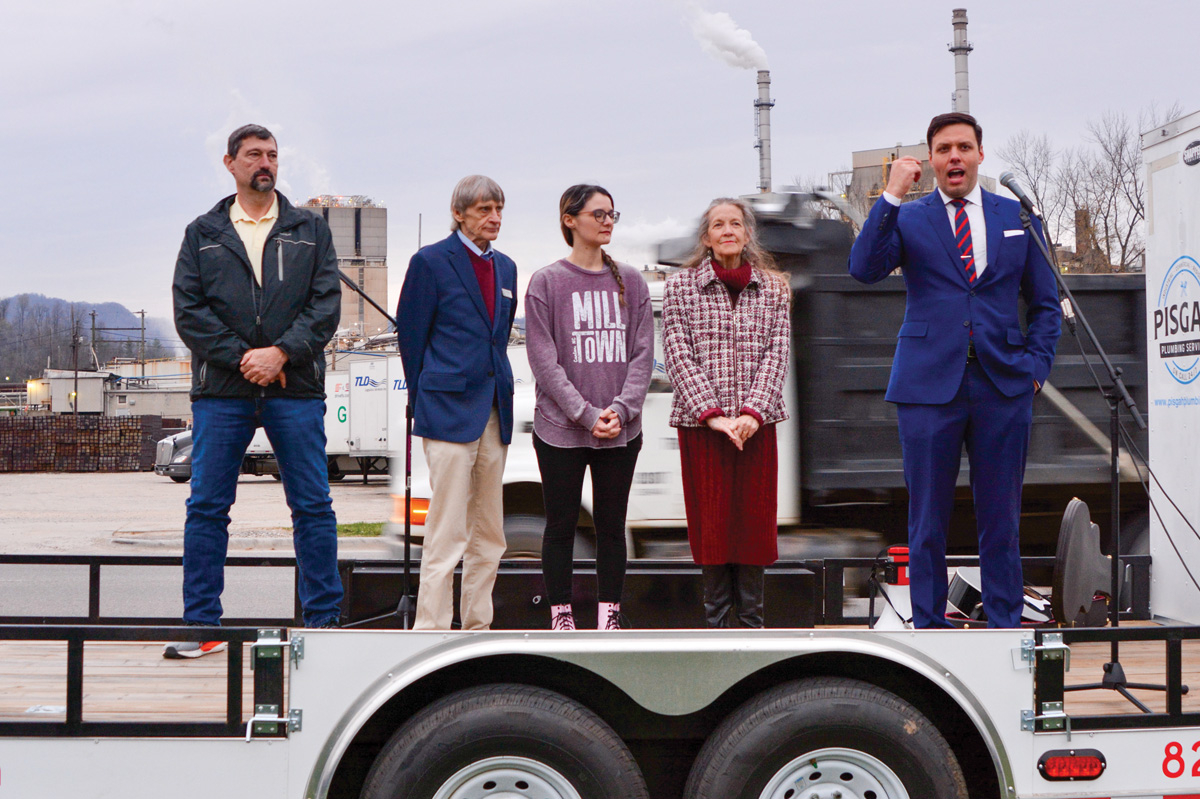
top-left (466, 246), bottom-right (496, 323)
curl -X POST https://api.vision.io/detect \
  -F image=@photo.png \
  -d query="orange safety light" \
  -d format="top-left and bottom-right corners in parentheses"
top-left (408, 498), bottom-right (430, 526)
top-left (391, 496), bottom-right (430, 526)
top-left (1037, 749), bottom-right (1106, 781)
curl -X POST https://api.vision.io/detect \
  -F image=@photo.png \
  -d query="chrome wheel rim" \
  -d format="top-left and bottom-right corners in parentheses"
top-left (432, 755), bottom-right (583, 799)
top-left (758, 747), bottom-right (909, 799)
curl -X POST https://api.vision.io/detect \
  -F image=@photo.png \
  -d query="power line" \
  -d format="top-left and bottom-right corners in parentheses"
top-left (0, 327), bottom-right (76, 349)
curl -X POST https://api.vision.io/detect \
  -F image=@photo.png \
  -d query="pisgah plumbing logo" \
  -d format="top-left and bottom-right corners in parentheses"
top-left (1153, 255), bottom-right (1200, 385)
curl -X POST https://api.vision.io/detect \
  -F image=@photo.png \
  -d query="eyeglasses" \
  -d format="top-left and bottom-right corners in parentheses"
top-left (581, 209), bottom-right (620, 223)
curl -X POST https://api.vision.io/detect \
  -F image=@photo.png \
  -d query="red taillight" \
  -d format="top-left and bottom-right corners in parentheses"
top-left (1038, 749), bottom-right (1106, 780)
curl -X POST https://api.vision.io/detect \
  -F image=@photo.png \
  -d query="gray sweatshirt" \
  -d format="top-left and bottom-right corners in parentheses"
top-left (525, 258), bottom-right (654, 448)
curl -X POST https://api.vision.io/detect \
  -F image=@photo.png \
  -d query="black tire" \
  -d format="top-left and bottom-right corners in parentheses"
top-left (360, 683), bottom-right (648, 799)
top-left (502, 514), bottom-right (597, 560)
top-left (170, 475), bottom-right (189, 484)
top-left (685, 677), bottom-right (968, 799)
top-left (327, 459), bottom-right (345, 482)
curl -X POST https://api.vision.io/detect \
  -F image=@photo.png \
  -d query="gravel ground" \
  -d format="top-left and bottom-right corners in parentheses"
top-left (0, 471), bottom-right (396, 555)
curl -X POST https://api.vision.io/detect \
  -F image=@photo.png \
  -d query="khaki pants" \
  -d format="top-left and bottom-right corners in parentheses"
top-left (414, 409), bottom-right (508, 631)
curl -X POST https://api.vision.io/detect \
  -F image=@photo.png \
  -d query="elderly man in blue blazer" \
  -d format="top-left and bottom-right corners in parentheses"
top-left (849, 113), bottom-right (1061, 628)
top-left (396, 175), bottom-right (518, 631)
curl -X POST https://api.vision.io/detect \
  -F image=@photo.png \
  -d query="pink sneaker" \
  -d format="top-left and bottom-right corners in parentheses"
top-left (550, 604), bottom-right (576, 631)
top-left (599, 602), bottom-right (623, 631)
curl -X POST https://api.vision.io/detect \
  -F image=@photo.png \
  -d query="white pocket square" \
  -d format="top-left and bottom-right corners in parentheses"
top-left (501, 288), bottom-right (513, 298)
top-left (1004, 229), bottom-right (1025, 237)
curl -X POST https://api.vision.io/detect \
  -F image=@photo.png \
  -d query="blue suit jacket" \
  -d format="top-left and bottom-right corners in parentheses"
top-left (396, 233), bottom-right (518, 444)
top-left (848, 190), bottom-right (1061, 403)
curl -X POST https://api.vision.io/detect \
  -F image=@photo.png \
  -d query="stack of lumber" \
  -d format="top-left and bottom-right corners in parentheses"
top-left (0, 415), bottom-right (164, 473)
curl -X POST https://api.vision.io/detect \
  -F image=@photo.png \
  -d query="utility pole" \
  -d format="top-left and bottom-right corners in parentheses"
top-left (138, 310), bottom-right (146, 377)
top-left (90, 310), bottom-right (98, 370)
top-left (71, 311), bottom-right (80, 418)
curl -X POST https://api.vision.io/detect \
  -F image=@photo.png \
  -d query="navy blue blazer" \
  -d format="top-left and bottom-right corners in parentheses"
top-left (396, 233), bottom-right (518, 444)
top-left (849, 190), bottom-right (1061, 404)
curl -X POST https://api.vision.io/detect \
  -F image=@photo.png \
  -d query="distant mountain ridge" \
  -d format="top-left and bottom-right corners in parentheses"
top-left (0, 293), bottom-right (180, 381)
top-left (0, 293), bottom-right (176, 344)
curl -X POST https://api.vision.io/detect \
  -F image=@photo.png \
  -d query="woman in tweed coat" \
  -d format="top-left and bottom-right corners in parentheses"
top-left (662, 197), bottom-right (790, 628)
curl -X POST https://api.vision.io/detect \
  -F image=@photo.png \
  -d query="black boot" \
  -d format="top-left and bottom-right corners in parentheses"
top-left (701, 565), bottom-right (735, 628)
top-left (734, 565), bottom-right (765, 628)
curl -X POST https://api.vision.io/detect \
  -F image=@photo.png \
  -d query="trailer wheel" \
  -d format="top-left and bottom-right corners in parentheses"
top-left (360, 683), bottom-right (648, 799)
top-left (685, 677), bottom-right (968, 799)
top-left (502, 514), bottom-right (596, 560)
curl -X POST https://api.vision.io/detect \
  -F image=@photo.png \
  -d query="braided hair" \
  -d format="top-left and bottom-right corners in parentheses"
top-left (560, 184), bottom-right (626, 306)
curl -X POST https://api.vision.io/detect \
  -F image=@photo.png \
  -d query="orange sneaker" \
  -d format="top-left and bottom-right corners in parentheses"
top-left (162, 640), bottom-right (228, 659)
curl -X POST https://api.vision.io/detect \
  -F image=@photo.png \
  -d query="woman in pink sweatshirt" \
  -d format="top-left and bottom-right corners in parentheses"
top-left (524, 184), bottom-right (654, 631)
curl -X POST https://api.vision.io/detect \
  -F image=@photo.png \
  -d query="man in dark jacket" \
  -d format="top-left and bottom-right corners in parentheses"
top-left (166, 124), bottom-right (343, 657)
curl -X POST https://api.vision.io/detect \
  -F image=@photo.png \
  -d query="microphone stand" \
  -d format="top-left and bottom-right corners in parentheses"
top-left (1019, 208), bottom-right (1169, 710)
top-left (334, 271), bottom-right (417, 630)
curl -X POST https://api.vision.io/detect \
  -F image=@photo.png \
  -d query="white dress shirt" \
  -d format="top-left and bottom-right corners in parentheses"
top-left (456, 229), bottom-right (494, 259)
top-left (883, 184), bottom-right (988, 277)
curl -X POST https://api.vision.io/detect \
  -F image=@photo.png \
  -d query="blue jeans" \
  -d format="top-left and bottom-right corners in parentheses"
top-left (184, 397), bottom-right (343, 627)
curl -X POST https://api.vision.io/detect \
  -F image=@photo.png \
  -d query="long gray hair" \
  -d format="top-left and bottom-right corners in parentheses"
top-left (681, 197), bottom-right (780, 277)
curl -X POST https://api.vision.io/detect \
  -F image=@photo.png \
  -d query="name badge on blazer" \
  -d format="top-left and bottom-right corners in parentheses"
top-left (1004, 229), bottom-right (1025, 237)
top-left (501, 288), bottom-right (513, 298)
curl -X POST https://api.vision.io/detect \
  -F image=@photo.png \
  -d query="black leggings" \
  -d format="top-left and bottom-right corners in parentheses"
top-left (533, 432), bottom-right (642, 605)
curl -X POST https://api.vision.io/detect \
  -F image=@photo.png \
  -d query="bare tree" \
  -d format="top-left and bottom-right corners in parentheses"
top-left (995, 130), bottom-right (1068, 245)
top-left (997, 103), bottom-right (1183, 273)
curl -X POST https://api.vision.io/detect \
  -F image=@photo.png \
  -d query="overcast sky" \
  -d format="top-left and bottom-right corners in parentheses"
top-left (2, 1), bottom-right (1196, 330)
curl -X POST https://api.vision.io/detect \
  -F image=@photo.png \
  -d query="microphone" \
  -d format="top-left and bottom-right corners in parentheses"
top-left (998, 172), bottom-right (1041, 218)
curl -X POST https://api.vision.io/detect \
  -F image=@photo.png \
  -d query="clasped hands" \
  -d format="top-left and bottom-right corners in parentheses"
top-left (706, 413), bottom-right (760, 451)
top-left (590, 407), bottom-right (622, 440)
top-left (241, 346), bottom-right (289, 387)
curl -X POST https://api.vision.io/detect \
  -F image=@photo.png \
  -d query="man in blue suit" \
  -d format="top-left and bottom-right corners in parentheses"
top-left (849, 113), bottom-right (1061, 628)
top-left (396, 175), bottom-right (518, 631)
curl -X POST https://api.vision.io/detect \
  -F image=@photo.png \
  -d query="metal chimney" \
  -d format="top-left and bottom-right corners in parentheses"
top-left (949, 8), bottom-right (972, 113)
top-left (754, 69), bottom-right (774, 193)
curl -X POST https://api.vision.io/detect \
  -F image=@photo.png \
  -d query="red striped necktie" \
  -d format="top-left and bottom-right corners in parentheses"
top-left (951, 198), bottom-right (976, 283)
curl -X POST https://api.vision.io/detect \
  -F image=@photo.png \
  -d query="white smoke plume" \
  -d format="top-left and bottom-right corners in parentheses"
top-left (688, 6), bottom-right (768, 70)
top-left (204, 90), bottom-right (332, 199)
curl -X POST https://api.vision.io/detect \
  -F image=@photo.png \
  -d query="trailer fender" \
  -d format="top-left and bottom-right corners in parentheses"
top-left (300, 630), bottom-right (1025, 799)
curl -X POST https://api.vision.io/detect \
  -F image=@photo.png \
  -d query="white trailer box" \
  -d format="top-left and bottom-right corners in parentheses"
top-left (348, 358), bottom-right (390, 457)
top-left (325, 370), bottom-right (350, 456)
top-left (1143, 111), bottom-right (1200, 623)
top-left (386, 356), bottom-right (406, 453)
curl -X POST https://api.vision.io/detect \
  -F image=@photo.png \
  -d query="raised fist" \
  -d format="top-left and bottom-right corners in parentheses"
top-left (885, 156), bottom-right (923, 199)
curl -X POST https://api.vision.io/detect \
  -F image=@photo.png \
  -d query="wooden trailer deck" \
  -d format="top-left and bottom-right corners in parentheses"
top-left (0, 626), bottom-right (1196, 726)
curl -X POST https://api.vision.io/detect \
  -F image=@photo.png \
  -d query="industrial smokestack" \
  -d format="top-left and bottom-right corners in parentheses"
top-left (755, 69), bottom-right (774, 193)
top-left (949, 8), bottom-right (973, 113)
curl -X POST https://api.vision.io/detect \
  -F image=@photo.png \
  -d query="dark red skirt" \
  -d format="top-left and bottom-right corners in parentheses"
top-left (678, 423), bottom-right (778, 566)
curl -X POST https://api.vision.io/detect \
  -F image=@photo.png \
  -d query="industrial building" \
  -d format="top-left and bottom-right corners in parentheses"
top-left (301, 195), bottom-right (389, 337)
top-left (833, 8), bottom-right (994, 224)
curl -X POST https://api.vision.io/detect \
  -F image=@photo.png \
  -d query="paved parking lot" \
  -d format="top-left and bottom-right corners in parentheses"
top-left (0, 471), bottom-right (395, 555)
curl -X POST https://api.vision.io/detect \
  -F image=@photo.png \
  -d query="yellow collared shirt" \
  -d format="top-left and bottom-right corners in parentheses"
top-left (229, 194), bottom-right (279, 287)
